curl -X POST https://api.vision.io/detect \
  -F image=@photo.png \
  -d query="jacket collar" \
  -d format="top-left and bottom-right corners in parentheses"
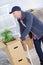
top-left (21, 11), bottom-right (26, 20)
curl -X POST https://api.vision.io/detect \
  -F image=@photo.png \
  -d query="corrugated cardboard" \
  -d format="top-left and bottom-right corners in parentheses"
top-left (21, 36), bottom-right (34, 51)
top-left (26, 36), bottom-right (34, 50)
top-left (5, 40), bottom-right (30, 65)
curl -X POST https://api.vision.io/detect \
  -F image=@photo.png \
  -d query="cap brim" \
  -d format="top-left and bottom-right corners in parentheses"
top-left (9, 12), bottom-right (12, 14)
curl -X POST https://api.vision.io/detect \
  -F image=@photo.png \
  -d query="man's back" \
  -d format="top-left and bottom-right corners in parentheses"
top-left (31, 14), bottom-right (43, 38)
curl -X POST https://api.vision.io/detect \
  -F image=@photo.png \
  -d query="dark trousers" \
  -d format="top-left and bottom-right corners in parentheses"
top-left (33, 36), bottom-right (43, 62)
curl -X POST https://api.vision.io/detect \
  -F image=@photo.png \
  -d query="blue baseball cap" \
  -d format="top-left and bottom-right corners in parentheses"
top-left (9, 6), bottom-right (21, 14)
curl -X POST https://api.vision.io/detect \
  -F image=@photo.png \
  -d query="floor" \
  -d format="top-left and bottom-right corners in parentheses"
top-left (0, 43), bottom-right (43, 65)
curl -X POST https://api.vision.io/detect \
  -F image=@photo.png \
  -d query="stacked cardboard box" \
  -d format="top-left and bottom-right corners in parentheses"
top-left (5, 40), bottom-right (30, 65)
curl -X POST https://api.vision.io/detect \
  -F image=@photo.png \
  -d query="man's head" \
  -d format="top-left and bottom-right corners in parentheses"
top-left (9, 6), bottom-right (22, 19)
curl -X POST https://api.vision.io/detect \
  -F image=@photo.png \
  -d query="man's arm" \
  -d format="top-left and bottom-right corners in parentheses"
top-left (21, 13), bottom-right (33, 41)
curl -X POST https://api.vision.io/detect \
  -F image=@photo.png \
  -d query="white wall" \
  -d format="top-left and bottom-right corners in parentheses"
top-left (0, 4), bottom-right (21, 39)
top-left (10, 0), bottom-right (43, 11)
top-left (0, 0), bottom-right (43, 10)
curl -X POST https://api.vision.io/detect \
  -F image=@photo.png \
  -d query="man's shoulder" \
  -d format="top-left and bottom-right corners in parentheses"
top-left (24, 11), bottom-right (33, 19)
top-left (24, 11), bottom-right (32, 15)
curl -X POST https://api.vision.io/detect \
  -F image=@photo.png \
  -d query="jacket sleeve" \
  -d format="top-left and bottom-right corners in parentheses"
top-left (21, 13), bottom-right (33, 41)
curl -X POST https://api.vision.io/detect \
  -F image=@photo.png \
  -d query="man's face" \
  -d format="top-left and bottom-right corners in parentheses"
top-left (12, 11), bottom-right (22, 19)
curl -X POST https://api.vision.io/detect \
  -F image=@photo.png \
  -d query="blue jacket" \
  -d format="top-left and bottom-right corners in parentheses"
top-left (18, 11), bottom-right (43, 41)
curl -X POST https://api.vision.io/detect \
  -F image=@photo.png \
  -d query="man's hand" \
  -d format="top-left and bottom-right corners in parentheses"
top-left (21, 40), bottom-right (27, 51)
top-left (16, 37), bottom-right (26, 45)
top-left (16, 37), bottom-right (27, 51)
top-left (21, 40), bottom-right (26, 45)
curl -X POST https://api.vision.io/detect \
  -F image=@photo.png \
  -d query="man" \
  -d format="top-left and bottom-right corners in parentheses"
top-left (9, 6), bottom-right (43, 65)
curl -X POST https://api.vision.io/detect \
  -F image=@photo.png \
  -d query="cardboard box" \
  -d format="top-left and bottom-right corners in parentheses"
top-left (21, 36), bottom-right (34, 51)
top-left (26, 36), bottom-right (34, 50)
top-left (5, 40), bottom-right (30, 65)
